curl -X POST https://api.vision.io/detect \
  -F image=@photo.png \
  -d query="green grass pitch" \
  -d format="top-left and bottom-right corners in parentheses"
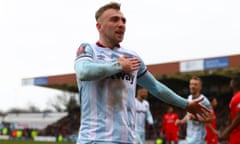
top-left (0, 139), bottom-right (75, 144)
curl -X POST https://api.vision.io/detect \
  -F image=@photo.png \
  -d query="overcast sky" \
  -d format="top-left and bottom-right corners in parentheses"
top-left (0, 0), bottom-right (240, 112)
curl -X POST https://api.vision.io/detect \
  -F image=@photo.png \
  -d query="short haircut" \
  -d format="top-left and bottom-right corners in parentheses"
top-left (95, 2), bottom-right (121, 21)
top-left (190, 76), bottom-right (202, 85)
top-left (232, 75), bottom-right (240, 89)
top-left (208, 96), bottom-right (216, 102)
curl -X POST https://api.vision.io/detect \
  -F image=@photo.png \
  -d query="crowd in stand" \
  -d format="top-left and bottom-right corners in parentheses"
top-left (0, 76), bottom-right (235, 142)
top-left (38, 108), bottom-right (80, 142)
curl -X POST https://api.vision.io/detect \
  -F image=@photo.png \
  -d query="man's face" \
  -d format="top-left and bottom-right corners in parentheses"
top-left (138, 89), bottom-right (148, 100)
top-left (189, 79), bottom-right (202, 95)
top-left (230, 79), bottom-right (234, 89)
top-left (97, 9), bottom-right (126, 44)
top-left (212, 98), bottom-right (218, 108)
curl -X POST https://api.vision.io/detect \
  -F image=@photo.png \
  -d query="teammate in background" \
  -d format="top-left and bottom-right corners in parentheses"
top-left (220, 75), bottom-right (240, 144)
top-left (160, 106), bottom-right (179, 144)
top-left (74, 2), bottom-right (210, 144)
top-left (135, 87), bottom-right (154, 144)
top-left (175, 76), bottom-right (213, 144)
top-left (205, 96), bottom-right (218, 144)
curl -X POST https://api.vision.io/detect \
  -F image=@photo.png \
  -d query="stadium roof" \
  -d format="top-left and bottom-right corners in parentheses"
top-left (22, 54), bottom-right (240, 92)
top-left (2, 112), bottom-right (68, 129)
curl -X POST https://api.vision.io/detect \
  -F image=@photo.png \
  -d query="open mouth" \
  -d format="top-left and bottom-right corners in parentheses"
top-left (116, 31), bottom-right (124, 35)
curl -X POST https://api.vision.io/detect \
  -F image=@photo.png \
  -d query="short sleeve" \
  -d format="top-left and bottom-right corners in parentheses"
top-left (75, 43), bottom-right (94, 61)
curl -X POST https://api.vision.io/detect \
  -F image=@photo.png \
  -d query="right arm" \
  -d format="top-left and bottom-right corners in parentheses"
top-left (175, 114), bottom-right (189, 125)
top-left (206, 123), bottom-right (218, 135)
top-left (160, 116), bottom-right (166, 136)
top-left (220, 111), bottom-right (240, 140)
top-left (74, 43), bottom-right (140, 81)
top-left (146, 106), bottom-right (154, 125)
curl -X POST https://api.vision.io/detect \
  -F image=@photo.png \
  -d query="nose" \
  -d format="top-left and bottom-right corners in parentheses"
top-left (118, 17), bottom-right (126, 26)
top-left (118, 21), bottom-right (125, 28)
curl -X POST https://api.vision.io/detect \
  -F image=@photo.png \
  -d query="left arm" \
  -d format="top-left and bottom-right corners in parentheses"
top-left (137, 71), bottom-right (188, 109)
top-left (206, 123), bottom-right (218, 135)
top-left (146, 105), bottom-right (154, 125)
top-left (220, 111), bottom-right (240, 140)
top-left (198, 111), bottom-right (213, 123)
top-left (137, 71), bottom-right (210, 119)
top-left (191, 99), bottom-right (213, 123)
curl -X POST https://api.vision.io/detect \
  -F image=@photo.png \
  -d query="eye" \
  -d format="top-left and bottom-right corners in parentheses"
top-left (122, 18), bottom-right (126, 24)
top-left (111, 16), bottom-right (120, 22)
top-left (110, 16), bottom-right (126, 24)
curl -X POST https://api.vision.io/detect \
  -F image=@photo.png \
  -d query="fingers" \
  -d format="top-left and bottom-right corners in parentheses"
top-left (194, 97), bottom-right (210, 112)
top-left (186, 98), bottom-right (212, 122)
top-left (175, 119), bottom-right (181, 126)
top-left (196, 108), bottom-right (210, 120)
top-left (194, 97), bottom-right (204, 103)
top-left (129, 57), bottom-right (141, 70)
top-left (118, 56), bottom-right (141, 72)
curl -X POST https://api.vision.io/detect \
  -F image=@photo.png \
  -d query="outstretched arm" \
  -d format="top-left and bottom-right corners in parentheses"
top-left (175, 114), bottom-right (189, 126)
top-left (185, 97), bottom-right (211, 120)
top-left (137, 72), bottom-right (210, 120)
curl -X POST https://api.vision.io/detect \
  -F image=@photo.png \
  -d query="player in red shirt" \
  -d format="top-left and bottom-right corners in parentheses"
top-left (220, 75), bottom-right (240, 144)
top-left (160, 106), bottom-right (179, 144)
top-left (205, 96), bottom-right (219, 144)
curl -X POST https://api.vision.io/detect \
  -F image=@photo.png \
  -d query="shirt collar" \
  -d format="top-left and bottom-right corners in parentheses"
top-left (96, 41), bottom-right (120, 48)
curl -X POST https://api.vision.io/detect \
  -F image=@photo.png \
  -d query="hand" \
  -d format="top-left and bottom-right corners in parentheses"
top-left (219, 129), bottom-right (230, 141)
top-left (186, 97), bottom-right (211, 121)
top-left (118, 55), bottom-right (141, 73)
top-left (175, 119), bottom-right (181, 126)
top-left (188, 113), bottom-right (196, 120)
top-left (160, 132), bottom-right (164, 138)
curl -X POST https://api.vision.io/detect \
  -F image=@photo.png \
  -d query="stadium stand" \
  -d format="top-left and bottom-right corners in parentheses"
top-left (38, 107), bottom-right (80, 142)
top-left (18, 54), bottom-right (240, 142)
top-left (0, 112), bottom-right (69, 141)
top-left (3, 112), bottom-right (68, 130)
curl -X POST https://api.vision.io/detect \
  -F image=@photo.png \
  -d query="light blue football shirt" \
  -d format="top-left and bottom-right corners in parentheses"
top-left (74, 42), bottom-right (188, 144)
top-left (75, 43), bottom-right (146, 143)
top-left (186, 94), bottom-right (212, 144)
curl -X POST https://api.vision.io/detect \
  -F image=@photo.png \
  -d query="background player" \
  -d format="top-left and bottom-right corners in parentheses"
top-left (175, 76), bottom-right (213, 144)
top-left (205, 96), bottom-right (218, 144)
top-left (161, 106), bottom-right (179, 144)
top-left (220, 75), bottom-right (240, 144)
top-left (135, 87), bottom-right (154, 144)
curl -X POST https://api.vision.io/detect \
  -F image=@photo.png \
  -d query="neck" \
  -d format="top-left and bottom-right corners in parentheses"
top-left (137, 96), bottom-right (143, 102)
top-left (233, 89), bottom-right (240, 94)
top-left (192, 93), bottom-right (201, 99)
top-left (98, 38), bottom-right (120, 49)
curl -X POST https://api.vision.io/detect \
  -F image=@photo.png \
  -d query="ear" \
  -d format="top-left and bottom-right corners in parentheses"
top-left (96, 22), bottom-right (101, 31)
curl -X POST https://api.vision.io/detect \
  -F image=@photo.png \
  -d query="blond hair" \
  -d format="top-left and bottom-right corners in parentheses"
top-left (95, 2), bottom-right (121, 21)
top-left (191, 76), bottom-right (202, 85)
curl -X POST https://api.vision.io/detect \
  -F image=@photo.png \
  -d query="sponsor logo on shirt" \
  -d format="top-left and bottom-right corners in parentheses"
top-left (76, 45), bottom-right (86, 56)
top-left (109, 72), bottom-right (135, 84)
top-left (237, 103), bottom-right (240, 108)
top-left (96, 55), bottom-right (105, 60)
